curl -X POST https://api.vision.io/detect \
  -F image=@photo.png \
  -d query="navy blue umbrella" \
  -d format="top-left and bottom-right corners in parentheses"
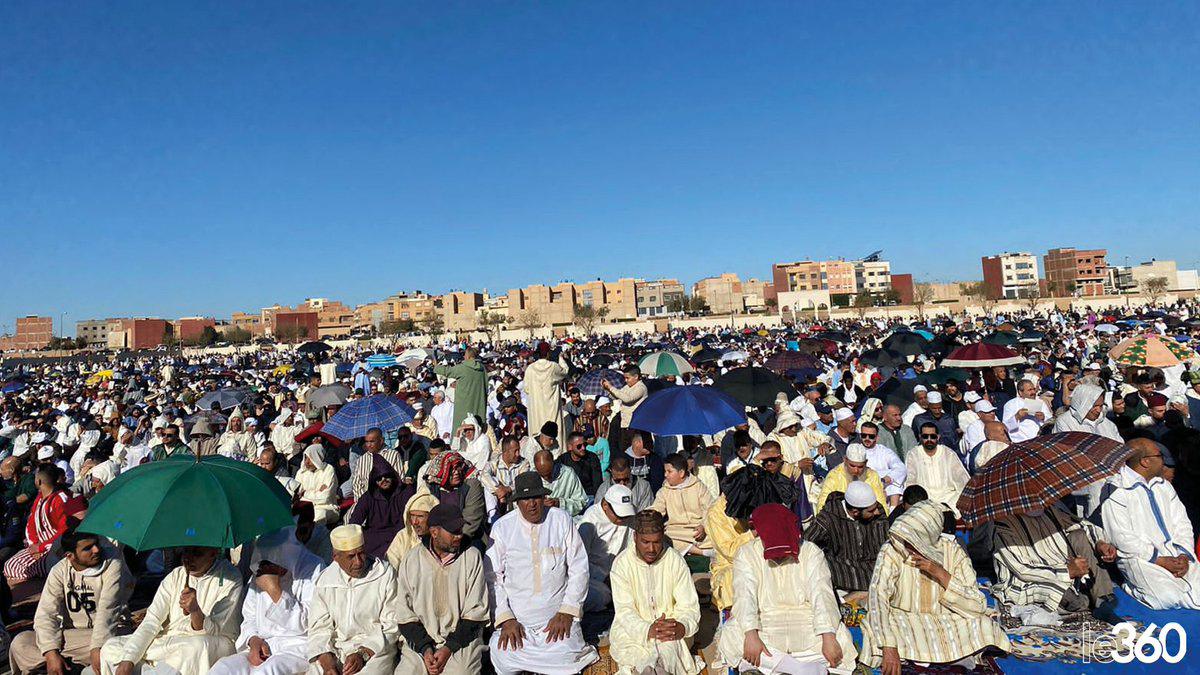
top-left (629, 385), bottom-right (746, 436)
top-left (324, 395), bottom-right (416, 441)
top-left (576, 369), bottom-right (625, 397)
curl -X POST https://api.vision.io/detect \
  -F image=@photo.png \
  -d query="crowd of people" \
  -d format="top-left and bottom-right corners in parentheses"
top-left (1, 300), bottom-right (1199, 675)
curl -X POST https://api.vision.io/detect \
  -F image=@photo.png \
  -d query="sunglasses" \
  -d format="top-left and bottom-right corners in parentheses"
top-left (859, 433), bottom-right (877, 439)
top-left (760, 456), bottom-right (782, 464)
top-left (920, 434), bottom-right (939, 440)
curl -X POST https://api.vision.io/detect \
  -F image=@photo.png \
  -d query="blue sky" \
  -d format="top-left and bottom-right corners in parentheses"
top-left (2, 2), bottom-right (1198, 334)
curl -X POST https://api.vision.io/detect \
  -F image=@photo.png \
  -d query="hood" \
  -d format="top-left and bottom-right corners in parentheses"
top-left (1069, 383), bottom-right (1107, 423)
top-left (888, 499), bottom-right (947, 561)
top-left (368, 452), bottom-right (400, 484)
top-left (303, 445), bottom-right (327, 472)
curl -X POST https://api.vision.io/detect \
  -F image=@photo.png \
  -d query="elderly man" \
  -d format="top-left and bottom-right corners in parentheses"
top-left (807, 481), bottom-right (889, 598)
top-left (350, 428), bottom-right (403, 501)
top-left (577, 485), bottom-right (636, 612)
top-left (487, 472), bottom-right (597, 675)
top-left (877, 404), bottom-right (917, 460)
top-left (1100, 438), bottom-right (1200, 609)
top-left (959, 399), bottom-right (997, 457)
top-left (857, 423), bottom-right (906, 507)
top-left (992, 505), bottom-right (1120, 623)
top-left (429, 390), bottom-right (454, 442)
top-left (533, 449), bottom-right (587, 517)
top-left (968, 421), bottom-right (1011, 474)
top-left (1002, 378), bottom-right (1051, 443)
top-left (101, 546), bottom-right (242, 675)
top-left (901, 386), bottom-right (929, 427)
top-left (308, 524), bottom-right (399, 675)
top-left (10, 530), bottom-right (133, 675)
top-left (479, 435), bottom-right (530, 520)
top-left (814, 444), bottom-right (887, 514)
top-left (906, 422), bottom-right (969, 517)
top-left (822, 408), bottom-right (857, 475)
top-left (609, 511), bottom-right (701, 675)
top-left (217, 414), bottom-right (258, 462)
top-left (210, 527), bottom-right (325, 675)
top-left (717, 503), bottom-right (857, 674)
top-left (594, 455), bottom-right (655, 513)
top-left (395, 504), bottom-right (489, 675)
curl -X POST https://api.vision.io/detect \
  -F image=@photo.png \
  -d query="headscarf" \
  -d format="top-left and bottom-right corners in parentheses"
top-left (424, 451), bottom-right (471, 490)
top-left (1054, 382), bottom-right (1122, 441)
top-left (454, 415), bottom-right (491, 469)
top-left (89, 460), bottom-right (118, 488)
top-left (857, 398), bottom-right (882, 432)
top-left (386, 492), bottom-right (439, 566)
top-left (252, 526), bottom-right (323, 592)
top-left (721, 464), bottom-right (798, 520)
top-left (750, 503), bottom-right (800, 560)
top-left (887, 499), bottom-right (947, 562)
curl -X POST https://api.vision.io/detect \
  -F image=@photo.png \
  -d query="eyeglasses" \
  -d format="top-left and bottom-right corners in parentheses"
top-left (920, 434), bottom-right (939, 440)
top-left (859, 433), bottom-right (877, 439)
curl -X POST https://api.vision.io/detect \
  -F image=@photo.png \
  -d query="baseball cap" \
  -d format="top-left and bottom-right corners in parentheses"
top-left (427, 503), bottom-right (466, 535)
top-left (603, 484), bottom-right (636, 518)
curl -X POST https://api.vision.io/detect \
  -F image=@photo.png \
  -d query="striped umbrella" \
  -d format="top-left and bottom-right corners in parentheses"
top-left (576, 369), bottom-right (626, 396)
top-left (1109, 334), bottom-right (1198, 368)
top-left (323, 394), bottom-right (416, 440)
top-left (638, 351), bottom-right (694, 377)
top-left (957, 432), bottom-right (1132, 527)
top-left (365, 354), bottom-right (398, 370)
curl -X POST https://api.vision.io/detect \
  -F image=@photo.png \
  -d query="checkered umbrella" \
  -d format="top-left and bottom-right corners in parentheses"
top-left (1108, 334), bottom-right (1198, 368)
top-left (765, 350), bottom-right (820, 373)
top-left (323, 394), bottom-right (416, 441)
top-left (957, 432), bottom-right (1132, 527)
top-left (576, 369), bottom-right (625, 396)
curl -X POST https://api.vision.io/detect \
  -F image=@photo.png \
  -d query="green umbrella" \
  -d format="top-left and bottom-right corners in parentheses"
top-left (919, 367), bottom-right (971, 388)
top-left (983, 331), bottom-right (1020, 348)
top-left (79, 455), bottom-right (293, 550)
top-left (638, 351), bottom-right (694, 377)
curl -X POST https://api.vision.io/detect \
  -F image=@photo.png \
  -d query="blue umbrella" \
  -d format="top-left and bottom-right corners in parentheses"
top-left (629, 385), bottom-right (746, 436)
top-left (365, 354), bottom-right (398, 370)
top-left (576, 369), bottom-right (625, 397)
top-left (335, 362), bottom-right (354, 375)
top-left (323, 394), bottom-right (416, 441)
top-left (1, 382), bottom-right (26, 394)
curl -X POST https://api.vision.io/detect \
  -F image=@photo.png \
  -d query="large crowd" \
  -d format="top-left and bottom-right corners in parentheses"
top-left (1, 301), bottom-right (1199, 675)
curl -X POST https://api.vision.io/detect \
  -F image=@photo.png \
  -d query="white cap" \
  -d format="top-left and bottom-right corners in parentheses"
top-left (1086, 362), bottom-right (1102, 370)
top-left (833, 407), bottom-right (854, 422)
top-left (330, 524), bottom-right (365, 552)
top-left (596, 396), bottom-right (612, 407)
top-left (963, 391), bottom-right (981, 403)
top-left (845, 443), bottom-right (867, 463)
top-left (926, 391), bottom-right (943, 404)
top-left (913, 385), bottom-right (928, 393)
top-left (975, 400), bottom-right (996, 413)
top-left (844, 481), bottom-right (876, 509)
top-left (37, 445), bottom-right (55, 460)
top-left (603, 484), bottom-right (636, 518)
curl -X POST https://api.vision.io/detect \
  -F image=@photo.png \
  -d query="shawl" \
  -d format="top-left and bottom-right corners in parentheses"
top-left (749, 503), bottom-right (801, 560)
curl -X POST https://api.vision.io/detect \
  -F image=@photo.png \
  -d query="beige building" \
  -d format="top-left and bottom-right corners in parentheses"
top-left (507, 278), bottom-right (638, 327)
top-left (441, 292), bottom-right (484, 334)
top-left (693, 273), bottom-right (744, 314)
top-left (301, 298), bottom-right (356, 338)
top-left (772, 260), bottom-right (858, 294)
top-left (853, 260), bottom-right (892, 295)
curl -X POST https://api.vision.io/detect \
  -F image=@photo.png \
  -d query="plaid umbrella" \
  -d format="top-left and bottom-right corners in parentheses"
top-left (323, 394), bottom-right (416, 440)
top-left (765, 351), bottom-right (819, 374)
top-left (1109, 334), bottom-right (1198, 368)
top-left (957, 432), bottom-right (1132, 527)
top-left (576, 369), bottom-right (625, 396)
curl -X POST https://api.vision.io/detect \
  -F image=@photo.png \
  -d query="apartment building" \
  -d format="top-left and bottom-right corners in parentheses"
top-left (1042, 247), bottom-right (1107, 297)
top-left (981, 252), bottom-right (1039, 299)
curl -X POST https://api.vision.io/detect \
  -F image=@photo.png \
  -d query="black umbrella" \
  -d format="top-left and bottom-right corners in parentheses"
top-left (816, 330), bottom-right (852, 344)
top-left (858, 348), bottom-right (907, 369)
top-left (296, 341), bottom-right (332, 355)
top-left (872, 377), bottom-right (919, 407)
top-left (713, 367), bottom-right (799, 407)
top-left (882, 331), bottom-right (929, 356)
top-left (692, 347), bottom-right (724, 364)
top-left (590, 354), bottom-right (617, 367)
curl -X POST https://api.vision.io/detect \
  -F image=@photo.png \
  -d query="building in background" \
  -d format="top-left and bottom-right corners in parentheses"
top-left (441, 291), bottom-right (484, 333)
top-left (852, 258), bottom-right (893, 295)
top-left (981, 252), bottom-right (1039, 299)
top-left (300, 298), bottom-right (356, 338)
top-left (0, 316), bottom-right (55, 351)
top-left (740, 278), bottom-right (775, 312)
top-left (1042, 247), bottom-right (1107, 296)
top-left (76, 319), bottom-right (114, 348)
top-left (771, 260), bottom-right (857, 294)
top-left (692, 273), bottom-right (744, 314)
top-left (271, 310), bottom-right (319, 342)
top-left (1129, 259), bottom-right (1181, 292)
top-left (890, 274), bottom-right (915, 305)
top-left (230, 311), bottom-right (264, 336)
top-left (175, 317), bottom-right (216, 344)
top-left (507, 278), bottom-right (637, 327)
top-left (1104, 266), bottom-right (1136, 294)
top-left (106, 318), bottom-right (170, 350)
top-left (635, 279), bottom-right (685, 318)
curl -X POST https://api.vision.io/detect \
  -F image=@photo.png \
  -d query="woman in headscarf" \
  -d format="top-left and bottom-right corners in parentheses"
top-left (295, 445), bottom-right (339, 526)
top-left (452, 414), bottom-right (492, 470)
top-left (421, 452), bottom-right (486, 540)
top-left (384, 492), bottom-right (438, 568)
top-left (210, 527), bottom-right (325, 675)
top-left (860, 501), bottom-right (1010, 674)
top-left (347, 454), bottom-right (414, 559)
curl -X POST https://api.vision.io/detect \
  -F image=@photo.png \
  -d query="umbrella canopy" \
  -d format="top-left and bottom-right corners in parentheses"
top-left (576, 369), bottom-right (626, 397)
top-left (857, 348), bottom-right (906, 369)
top-left (323, 394), bottom-right (416, 441)
top-left (982, 331), bottom-right (1020, 348)
top-left (85, 370), bottom-right (115, 386)
top-left (1093, 324), bottom-right (1120, 334)
top-left (296, 341), bottom-right (332, 354)
top-left (638, 351), bottom-right (694, 377)
top-left (79, 455), bottom-right (293, 550)
top-left (1017, 331), bottom-right (1045, 343)
top-left (589, 353), bottom-right (617, 368)
top-left (957, 432), bottom-right (1132, 527)
top-left (397, 348), bottom-right (436, 362)
top-left (196, 388), bottom-right (252, 411)
top-left (941, 343), bottom-right (1024, 368)
top-left (308, 384), bottom-right (352, 409)
top-left (713, 367), bottom-right (798, 408)
top-left (918, 367), bottom-right (971, 388)
top-left (691, 347), bottom-right (724, 364)
top-left (872, 377), bottom-right (919, 407)
top-left (816, 330), bottom-right (852, 344)
top-left (628, 386), bottom-right (746, 436)
top-left (881, 331), bottom-right (929, 356)
top-left (2, 381), bottom-right (27, 394)
top-left (793, 339), bottom-right (835, 356)
top-left (365, 354), bottom-right (398, 370)
top-left (765, 351), bottom-right (819, 374)
top-left (720, 349), bottom-right (750, 363)
top-left (1109, 334), bottom-right (1198, 368)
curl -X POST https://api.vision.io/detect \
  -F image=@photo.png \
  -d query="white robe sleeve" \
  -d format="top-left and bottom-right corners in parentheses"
top-left (486, 529), bottom-right (514, 625)
top-left (560, 517), bottom-right (590, 618)
top-left (1102, 491), bottom-right (1158, 563)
